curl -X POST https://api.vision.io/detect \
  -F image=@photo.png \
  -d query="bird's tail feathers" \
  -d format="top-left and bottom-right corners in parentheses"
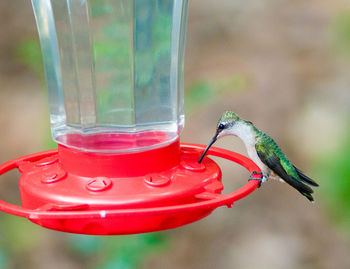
top-left (301, 191), bottom-right (314, 202)
top-left (283, 176), bottom-right (314, 202)
top-left (293, 166), bottom-right (319, 187)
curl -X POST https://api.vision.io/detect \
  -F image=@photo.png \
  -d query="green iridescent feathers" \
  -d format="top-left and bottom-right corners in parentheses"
top-left (255, 133), bottom-right (299, 179)
top-left (218, 111), bottom-right (254, 128)
top-left (255, 132), bottom-right (317, 201)
top-left (218, 111), bottom-right (241, 124)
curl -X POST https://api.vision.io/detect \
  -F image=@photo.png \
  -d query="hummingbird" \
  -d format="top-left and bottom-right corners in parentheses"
top-left (198, 111), bottom-right (318, 202)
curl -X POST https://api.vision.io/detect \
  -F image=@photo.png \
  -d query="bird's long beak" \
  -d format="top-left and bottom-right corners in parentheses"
top-left (198, 130), bottom-right (220, 163)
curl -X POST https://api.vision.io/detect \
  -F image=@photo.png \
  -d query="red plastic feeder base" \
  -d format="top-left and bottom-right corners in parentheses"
top-left (0, 142), bottom-right (261, 235)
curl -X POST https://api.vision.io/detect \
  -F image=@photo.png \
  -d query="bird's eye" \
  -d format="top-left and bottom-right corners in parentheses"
top-left (218, 123), bottom-right (225, 130)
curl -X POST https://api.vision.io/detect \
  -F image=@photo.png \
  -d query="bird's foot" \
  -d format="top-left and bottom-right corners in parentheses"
top-left (262, 175), bottom-right (268, 183)
top-left (248, 171), bottom-right (264, 188)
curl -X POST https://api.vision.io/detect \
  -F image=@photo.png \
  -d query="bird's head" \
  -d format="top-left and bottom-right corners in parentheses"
top-left (215, 111), bottom-right (243, 138)
top-left (198, 111), bottom-right (248, 163)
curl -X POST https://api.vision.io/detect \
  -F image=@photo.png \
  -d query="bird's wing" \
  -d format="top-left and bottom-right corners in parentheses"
top-left (293, 165), bottom-right (319, 187)
top-left (255, 138), bottom-right (314, 201)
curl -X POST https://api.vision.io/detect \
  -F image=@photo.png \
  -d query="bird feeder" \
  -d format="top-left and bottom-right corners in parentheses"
top-left (0, 0), bottom-right (261, 235)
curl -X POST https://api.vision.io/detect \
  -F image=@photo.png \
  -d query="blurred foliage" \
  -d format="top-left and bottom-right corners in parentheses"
top-left (315, 127), bottom-right (350, 234)
top-left (0, 216), bottom-right (170, 269)
top-left (185, 73), bottom-right (249, 113)
top-left (1, 216), bottom-right (41, 252)
top-left (317, 9), bottom-right (350, 235)
top-left (0, 250), bottom-right (7, 268)
top-left (15, 39), bottom-right (44, 77)
top-left (15, 38), bottom-right (57, 150)
top-left (68, 233), bottom-right (168, 269)
top-left (331, 9), bottom-right (350, 55)
top-left (0, 215), bottom-right (45, 268)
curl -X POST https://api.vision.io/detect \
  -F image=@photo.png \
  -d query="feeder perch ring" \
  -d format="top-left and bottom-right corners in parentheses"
top-left (0, 144), bottom-right (261, 235)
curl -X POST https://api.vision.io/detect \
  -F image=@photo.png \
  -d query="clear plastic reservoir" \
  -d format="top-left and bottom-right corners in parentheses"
top-left (31, 0), bottom-right (188, 152)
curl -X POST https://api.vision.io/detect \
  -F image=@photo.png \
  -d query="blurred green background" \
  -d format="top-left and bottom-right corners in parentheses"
top-left (1, 0), bottom-right (350, 268)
